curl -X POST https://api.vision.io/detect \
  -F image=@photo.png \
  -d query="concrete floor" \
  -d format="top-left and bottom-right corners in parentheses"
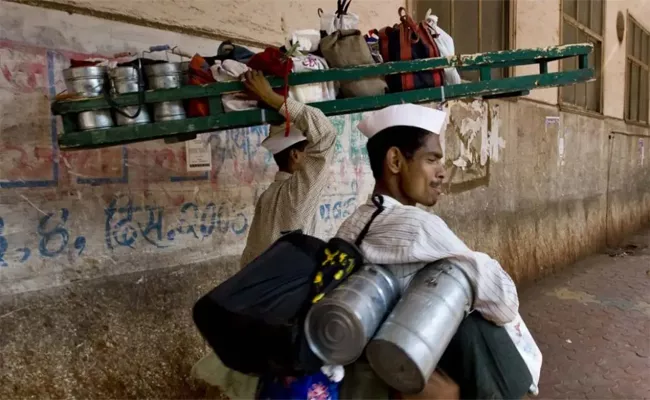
top-left (519, 228), bottom-right (650, 399)
top-left (2, 229), bottom-right (649, 399)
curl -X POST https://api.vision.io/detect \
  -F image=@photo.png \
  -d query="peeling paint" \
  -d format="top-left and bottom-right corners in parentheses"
top-left (488, 104), bottom-right (505, 163)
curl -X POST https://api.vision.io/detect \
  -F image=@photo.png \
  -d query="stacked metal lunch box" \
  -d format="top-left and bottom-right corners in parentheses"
top-left (304, 259), bottom-right (472, 394)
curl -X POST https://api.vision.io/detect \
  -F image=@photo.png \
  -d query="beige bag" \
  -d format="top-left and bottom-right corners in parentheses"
top-left (320, 29), bottom-right (387, 98)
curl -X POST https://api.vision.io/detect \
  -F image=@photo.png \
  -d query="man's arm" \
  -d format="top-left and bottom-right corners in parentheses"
top-left (413, 213), bottom-right (519, 326)
top-left (467, 252), bottom-right (519, 326)
top-left (243, 70), bottom-right (336, 211)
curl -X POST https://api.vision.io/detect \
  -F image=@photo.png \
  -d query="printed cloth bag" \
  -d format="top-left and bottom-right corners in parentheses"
top-left (289, 54), bottom-right (337, 104)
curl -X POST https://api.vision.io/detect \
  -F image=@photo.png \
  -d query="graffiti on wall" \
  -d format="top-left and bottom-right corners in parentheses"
top-left (0, 196), bottom-right (250, 268)
top-left (104, 196), bottom-right (249, 250)
top-left (0, 210), bottom-right (87, 266)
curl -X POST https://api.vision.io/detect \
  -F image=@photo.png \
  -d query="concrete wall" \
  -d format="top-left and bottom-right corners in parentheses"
top-left (1, 0), bottom-right (649, 398)
top-left (7, 0), bottom-right (406, 47)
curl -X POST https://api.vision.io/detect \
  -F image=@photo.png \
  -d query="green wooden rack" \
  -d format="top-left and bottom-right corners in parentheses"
top-left (52, 43), bottom-right (594, 150)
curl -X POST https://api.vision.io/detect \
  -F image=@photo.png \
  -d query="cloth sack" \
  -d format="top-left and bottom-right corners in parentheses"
top-left (423, 10), bottom-right (461, 85)
top-left (320, 29), bottom-right (387, 98)
top-left (208, 60), bottom-right (257, 112)
top-left (364, 31), bottom-right (384, 64)
top-left (186, 54), bottom-right (215, 117)
top-left (289, 54), bottom-right (337, 104)
top-left (377, 7), bottom-right (445, 93)
top-left (216, 40), bottom-right (256, 63)
top-left (290, 29), bottom-right (322, 53)
top-left (210, 59), bottom-right (249, 82)
top-left (318, 0), bottom-right (359, 36)
top-left (247, 47), bottom-right (294, 134)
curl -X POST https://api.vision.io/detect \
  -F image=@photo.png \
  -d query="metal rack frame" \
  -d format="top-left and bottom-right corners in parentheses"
top-left (52, 44), bottom-right (594, 150)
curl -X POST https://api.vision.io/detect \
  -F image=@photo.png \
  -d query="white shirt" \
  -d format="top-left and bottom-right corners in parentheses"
top-left (336, 195), bottom-right (542, 391)
top-left (335, 194), bottom-right (518, 325)
top-left (240, 98), bottom-right (336, 268)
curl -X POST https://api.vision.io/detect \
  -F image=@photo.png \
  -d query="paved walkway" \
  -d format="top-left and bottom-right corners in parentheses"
top-left (519, 228), bottom-right (650, 399)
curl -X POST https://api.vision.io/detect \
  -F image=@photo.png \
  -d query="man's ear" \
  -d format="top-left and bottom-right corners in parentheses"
top-left (290, 148), bottom-right (300, 162)
top-left (385, 147), bottom-right (403, 175)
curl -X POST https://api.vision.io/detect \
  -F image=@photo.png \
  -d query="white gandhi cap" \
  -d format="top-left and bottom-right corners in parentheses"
top-left (261, 124), bottom-right (307, 155)
top-left (357, 103), bottom-right (447, 139)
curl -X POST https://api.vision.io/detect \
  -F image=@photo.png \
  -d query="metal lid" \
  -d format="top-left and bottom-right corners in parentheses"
top-left (109, 66), bottom-right (139, 81)
top-left (63, 66), bottom-right (107, 80)
top-left (144, 62), bottom-right (182, 77)
top-left (304, 297), bottom-right (367, 366)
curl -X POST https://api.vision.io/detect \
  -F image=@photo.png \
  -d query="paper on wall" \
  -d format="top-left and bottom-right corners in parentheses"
top-left (186, 134), bottom-right (212, 172)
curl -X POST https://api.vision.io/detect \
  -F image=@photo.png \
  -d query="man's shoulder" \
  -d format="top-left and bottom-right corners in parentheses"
top-left (253, 182), bottom-right (288, 212)
top-left (336, 202), bottom-right (439, 238)
top-left (387, 203), bottom-right (441, 223)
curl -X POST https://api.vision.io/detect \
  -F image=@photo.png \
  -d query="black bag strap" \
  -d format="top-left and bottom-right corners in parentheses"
top-left (336, 0), bottom-right (352, 17)
top-left (354, 194), bottom-right (385, 247)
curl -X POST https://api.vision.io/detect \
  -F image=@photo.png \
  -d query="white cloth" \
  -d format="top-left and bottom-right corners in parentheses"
top-left (262, 124), bottom-right (307, 154)
top-left (335, 195), bottom-right (542, 391)
top-left (357, 104), bottom-right (447, 138)
top-left (209, 60), bottom-right (257, 112)
top-left (210, 59), bottom-right (250, 82)
top-left (321, 365), bottom-right (345, 383)
top-left (319, 9), bottom-right (359, 35)
top-left (291, 29), bottom-right (322, 53)
top-left (424, 11), bottom-right (462, 86)
top-left (222, 93), bottom-right (258, 112)
top-left (289, 55), bottom-right (337, 104)
top-left (504, 314), bottom-right (542, 395)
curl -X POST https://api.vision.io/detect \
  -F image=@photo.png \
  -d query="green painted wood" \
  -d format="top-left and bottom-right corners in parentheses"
top-left (479, 67), bottom-right (492, 82)
top-left (539, 61), bottom-right (549, 74)
top-left (579, 54), bottom-right (589, 69)
top-left (209, 96), bottom-right (223, 114)
top-left (52, 44), bottom-right (593, 115)
top-left (62, 114), bottom-right (77, 135)
top-left (482, 90), bottom-right (530, 99)
top-left (58, 67), bottom-right (593, 150)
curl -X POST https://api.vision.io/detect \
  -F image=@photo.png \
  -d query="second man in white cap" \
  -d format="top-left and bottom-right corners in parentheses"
top-left (335, 103), bottom-right (536, 399)
top-left (239, 70), bottom-right (337, 267)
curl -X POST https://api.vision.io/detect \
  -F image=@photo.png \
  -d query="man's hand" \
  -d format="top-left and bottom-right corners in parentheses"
top-left (242, 70), bottom-right (285, 110)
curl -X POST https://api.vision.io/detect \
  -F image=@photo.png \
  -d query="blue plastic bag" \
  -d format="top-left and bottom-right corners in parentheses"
top-left (258, 371), bottom-right (340, 400)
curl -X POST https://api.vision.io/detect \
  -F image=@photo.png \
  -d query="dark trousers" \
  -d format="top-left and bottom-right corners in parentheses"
top-left (436, 312), bottom-right (533, 399)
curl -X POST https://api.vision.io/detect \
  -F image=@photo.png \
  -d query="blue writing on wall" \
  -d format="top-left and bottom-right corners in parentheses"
top-left (0, 218), bottom-right (7, 267)
top-left (105, 196), bottom-right (249, 250)
top-left (319, 197), bottom-right (356, 222)
top-left (0, 209), bottom-right (86, 266)
top-left (38, 208), bottom-right (71, 257)
top-left (74, 236), bottom-right (86, 255)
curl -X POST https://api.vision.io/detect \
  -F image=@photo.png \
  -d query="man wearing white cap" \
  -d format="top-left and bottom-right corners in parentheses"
top-left (335, 104), bottom-right (539, 399)
top-left (239, 70), bottom-right (337, 268)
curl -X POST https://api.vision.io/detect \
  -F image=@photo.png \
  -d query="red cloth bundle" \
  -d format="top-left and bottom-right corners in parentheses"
top-left (247, 47), bottom-right (294, 135)
top-left (186, 54), bottom-right (216, 118)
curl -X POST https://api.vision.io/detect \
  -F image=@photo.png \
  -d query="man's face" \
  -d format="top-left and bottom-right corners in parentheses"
top-left (398, 134), bottom-right (446, 207)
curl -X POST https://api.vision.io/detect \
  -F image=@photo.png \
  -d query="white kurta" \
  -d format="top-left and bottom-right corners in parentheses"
top-left (240, 98), bottom-right (336, 268)
top-left (335, 194), bottom-right (542, 392)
